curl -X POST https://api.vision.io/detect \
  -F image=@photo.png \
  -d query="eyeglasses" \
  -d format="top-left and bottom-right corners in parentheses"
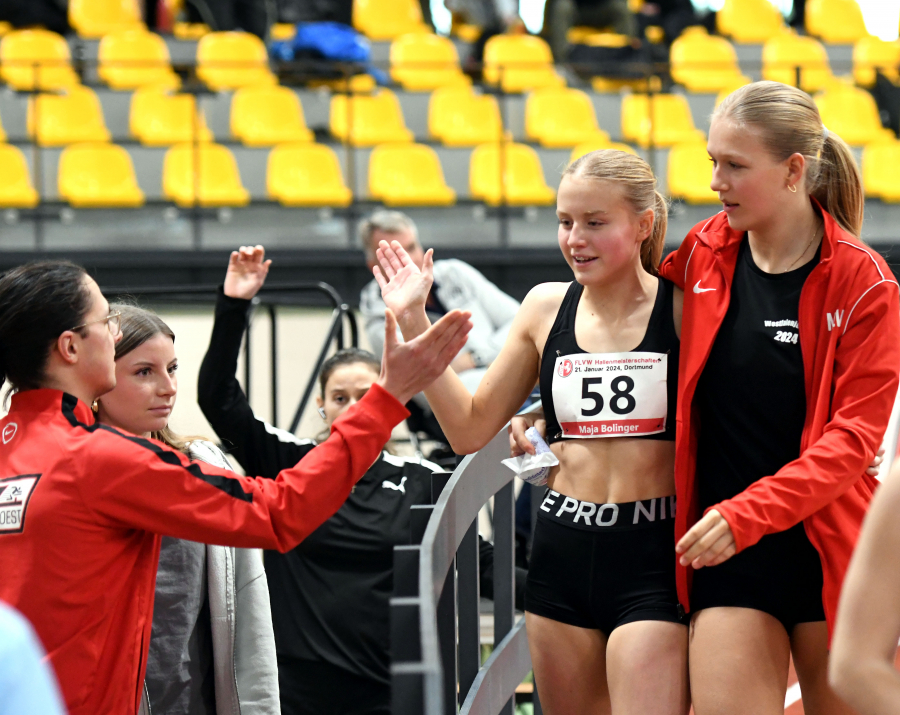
top-left (71, 311), bottom-right (122, 337)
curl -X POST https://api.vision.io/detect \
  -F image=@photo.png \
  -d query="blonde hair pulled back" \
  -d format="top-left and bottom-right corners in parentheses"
top-left (715, 80), bottom-right (864, 236)
top-left (562, 149), bottom-right (668, 275)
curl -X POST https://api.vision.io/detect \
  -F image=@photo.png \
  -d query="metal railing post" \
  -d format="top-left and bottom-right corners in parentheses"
top-left (457, 521), bottom-right (480, 704)
top-left (492, 481), bottom-right (516, 715)
top-left (268, 304), bottom-right (278, 426)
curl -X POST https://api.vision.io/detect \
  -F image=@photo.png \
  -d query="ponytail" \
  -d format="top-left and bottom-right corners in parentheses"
top-left (811, 132), bottom-right (864, 237)
top-left (564, 149), bottom-right (668, 275)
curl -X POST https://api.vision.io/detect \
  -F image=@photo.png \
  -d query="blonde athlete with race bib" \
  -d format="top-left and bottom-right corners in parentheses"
top-left (374, 150), bottom-right (690, 715)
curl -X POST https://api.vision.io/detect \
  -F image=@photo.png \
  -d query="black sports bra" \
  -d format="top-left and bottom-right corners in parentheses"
top-left (539, 277), bottom-right (679, 444)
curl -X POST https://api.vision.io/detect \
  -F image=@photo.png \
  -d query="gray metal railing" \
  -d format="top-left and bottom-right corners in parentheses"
top-left (391, 403), bottom-right (543, 715)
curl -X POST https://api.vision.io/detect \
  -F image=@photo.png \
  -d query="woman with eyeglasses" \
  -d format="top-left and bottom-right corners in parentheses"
top-left (0, 260), bottom-right (473, 715)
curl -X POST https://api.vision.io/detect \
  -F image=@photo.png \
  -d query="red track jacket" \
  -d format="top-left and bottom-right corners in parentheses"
top-left (0, 387), bottom-right (408, 715)
top-left (660, 207), bottom-right (900, 632)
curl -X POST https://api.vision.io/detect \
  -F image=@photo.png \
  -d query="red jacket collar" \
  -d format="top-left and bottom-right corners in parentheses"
top-left (694, 198), bottom-right (843, 265)
top-left (9, 389), bottom-right (95, 424)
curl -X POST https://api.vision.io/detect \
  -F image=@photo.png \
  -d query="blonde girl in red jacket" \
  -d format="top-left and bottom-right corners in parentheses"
top-left (660, 81), bottom-right (900, 715)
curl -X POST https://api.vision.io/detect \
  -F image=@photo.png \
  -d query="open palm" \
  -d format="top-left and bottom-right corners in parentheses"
top-left (373, 240), bottom-right (434, 318)
top-left (224, 245), bottom-right (271, 300)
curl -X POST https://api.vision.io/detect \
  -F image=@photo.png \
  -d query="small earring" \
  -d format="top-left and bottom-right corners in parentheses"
top-left (91, 400), bottom-right (99, 413)
top-left (317, 407), bottom-right (326, 420)
top-left (788, 184), bottom-right (797, 193)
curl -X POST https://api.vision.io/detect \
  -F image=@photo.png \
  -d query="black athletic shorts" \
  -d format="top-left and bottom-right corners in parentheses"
top-left (277, 655), bottom-right (390, 715)
top-left (691, 521), bottom-right (825, 633)
top-left (525, 490), bottom-right (685, 636)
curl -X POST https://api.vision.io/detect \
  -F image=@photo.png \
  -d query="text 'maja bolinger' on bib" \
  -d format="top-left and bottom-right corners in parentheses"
top-left (552, 352), bottom-right (668, 438)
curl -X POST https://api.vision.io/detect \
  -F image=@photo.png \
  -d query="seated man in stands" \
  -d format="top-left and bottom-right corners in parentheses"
top-left (359, 210), bottom-right (520, 397)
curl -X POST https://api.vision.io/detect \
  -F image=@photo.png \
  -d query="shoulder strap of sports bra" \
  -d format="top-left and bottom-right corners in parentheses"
top-left (547, 281), bottom-right (584, 340)
top-left (649, 277), bottom-right (679, 343)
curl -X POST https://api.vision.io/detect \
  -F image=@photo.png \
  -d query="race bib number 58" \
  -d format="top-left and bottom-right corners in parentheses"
top-left (553, 352), bottom-right (667, 438)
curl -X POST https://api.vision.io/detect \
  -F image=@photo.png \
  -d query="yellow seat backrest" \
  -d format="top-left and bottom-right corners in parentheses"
top-left (621, 93), bottom-right (704, 147)
top-left (525, 87), bottom-right (608, 148)
top-left (815, 84), bottom-right (894, 146)
top-left (196, 32), bottom-right (276, 90)
top-left (0, 29), bottom-right (80, 91)
top-left (667, 141), bottom-right (719, 204)
top-left (69, 0), bottom-right (144, 38)
top-left (806, 0), bottom-right (869, 44)
top-left (163, 143), bottom-right (250, 207)
top-left (670, 29), bottom-right (747, 91)
top-left (267, 143), bottom-right (352, 207)
top-left (59, 142), bottom-right (144, 207)
top-left (231, 86), bottom-right (313, 146)
top-left (98, 29), bottom-right (179, 90)
top-left (484, 35), bottom-right (564, 92)
top-left (470, 142), bottom-right (556, 206)
top-left (429, 86), bottom-right (503, 146)
top-left (717, 0), bottom-right (786, 43)
top-left (853, 36), bottom-right (900, 87)
top-left (353, 0), bottom-right (429, 40)
top-left (570, 141), bottom-right (637, 162)
top-left (369, 143), bottom-right (456, 206)
top-left (863, 141), bottom-right (900, 201)
top-left (0, 144), bottom-right (39, 208)
top-left (762, 32), bottom-right (835, 93)
top-left (390, 33), bottom-right (469, 91)
top-left (330, 90), bottom-right (413, 146)
top-left (130, 89), bottom-right (213, 146)
top-left (28, 87), bottom-right (111, 146)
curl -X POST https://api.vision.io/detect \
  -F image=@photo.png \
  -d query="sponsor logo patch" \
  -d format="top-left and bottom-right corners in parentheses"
top-left (1, 423), bottom-right (17, 444)
top-left (0, 474), bottom-right (40, 534)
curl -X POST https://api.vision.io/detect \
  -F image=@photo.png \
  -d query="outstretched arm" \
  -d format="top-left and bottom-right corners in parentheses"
top-left (374, 240), bottom-right (543, 454)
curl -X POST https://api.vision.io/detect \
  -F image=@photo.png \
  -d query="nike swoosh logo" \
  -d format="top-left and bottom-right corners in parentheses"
top-left (693, 280), bottom-right (716, 294)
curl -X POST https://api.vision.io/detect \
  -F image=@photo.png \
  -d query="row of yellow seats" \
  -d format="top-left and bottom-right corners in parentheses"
top-left (0, 140), bottom-right (564, 210)
top-left (717, 0), bottom-right (872, 45)
top-left (669, 138), bottom-right (900, 205)
top-left (0, 28), bottom-right (275, 93)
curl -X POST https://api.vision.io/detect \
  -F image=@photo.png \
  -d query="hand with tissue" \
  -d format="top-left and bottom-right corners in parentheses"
top-left (501, 426), bottom-right (558, 486)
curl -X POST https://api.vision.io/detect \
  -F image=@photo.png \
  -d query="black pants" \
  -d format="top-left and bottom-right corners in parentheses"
top-left (278, 655), bottom-right (390, 715)
top-left (187, 0), bottom-right (270, 38)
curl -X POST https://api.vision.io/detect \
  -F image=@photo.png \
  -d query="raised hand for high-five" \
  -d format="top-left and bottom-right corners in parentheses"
top-left (224, 245), bottom-right (272, 301)
top-left (373, 240), bottom-right (434, 325)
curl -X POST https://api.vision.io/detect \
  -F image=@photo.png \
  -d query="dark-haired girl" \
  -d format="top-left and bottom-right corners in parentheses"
top-left (94, 304), bottom-right (279, 715)
top-left (0, 259), bottom-right (472, 715)
top-left (198, 246), bottom-right (518, 715)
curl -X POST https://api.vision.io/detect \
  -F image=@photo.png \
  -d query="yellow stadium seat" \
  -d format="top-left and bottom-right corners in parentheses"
top-left (670, 28), bottom-right (751, 93)
top-left (58, 143), bottom-right (144, 208)
top-left (0, 144), bottom-right (38, 208)
top-left (570, 140), bottom-right (637, 163)
top-left (131, 88), bottom-right (213, 146)
top-left (69, 0), bottom-right (144, 38)
top-left (621, 93), bottom-right (705, 148)
top-left (163, 143), bottom-right (250, 207)
top-left (231, 86), bottom-right (313, 146)
top-left (196, 32), bottom-right (277, 91)
top-left (667, 141), bottom-right (719, 204)
top-left (28, 88), bottom-right (111, 147)
top-left (267, 143), bottom-right (352, 207)
top-left (0, 22), bottom-right (12, 36)
top-left (525, 87), bottom-right (610, 148)
top-left (484, 35), bottom-right (565, 93)
top-left (98, 29), bottom-right (179, 91)
top-left (429, 86), bottom-right (504, 146)
top-left (854, 36), bottom-right (900, 87)
top-left (330, 90), bottom-right (413, 146)
top-left (174, 22), bottom-right (211, 40)
top-left (714, 77), bottom-right (752, 107)
top-left (470, 142), bottom-right (556, 206)
top-left (0, 115), bottom-right (5, 143)
top-left (806, 0), bottom-right (868, 44)
top-left (863, 141), bottom-right (900, 202)
top-left (815, 84), bottom-right (894, 146)
top-left (353, 0), bottom-right (430, 40)
top-left (390, 33), bottom-right (470, 91)
top-left (763, 32), bottom-right (836, 93)
top-left (0, 29), bottom-right (80, 91)
top-left (369, 143), bottom-right (456, 206)
top-left (717, 0), bottom-right (786, 43)
top-left (271, 23), bottom-right (297, 41)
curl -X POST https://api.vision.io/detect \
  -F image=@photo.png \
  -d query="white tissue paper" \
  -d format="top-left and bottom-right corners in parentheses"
top-left (501, 426), bottom-right (559, 487)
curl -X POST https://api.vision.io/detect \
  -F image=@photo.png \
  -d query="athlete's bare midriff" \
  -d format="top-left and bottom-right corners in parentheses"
top-left (532, 278), bottom-right (680, 505)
